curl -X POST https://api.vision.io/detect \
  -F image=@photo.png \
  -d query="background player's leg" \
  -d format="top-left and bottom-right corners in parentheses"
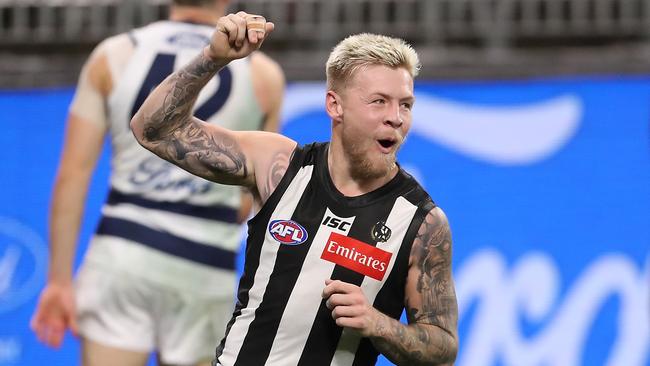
top-left (156, 294), bottom-right (233, 366)
top-left (194, 360), bottom-right (213, 366)
top-left (158, 357), bottom-right (213, 366)
top-left (82, 338), bottom-right (150, 366)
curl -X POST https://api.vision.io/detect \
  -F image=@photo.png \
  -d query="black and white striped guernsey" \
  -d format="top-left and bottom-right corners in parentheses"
top-left (216, 142), bottom-right (436, 366)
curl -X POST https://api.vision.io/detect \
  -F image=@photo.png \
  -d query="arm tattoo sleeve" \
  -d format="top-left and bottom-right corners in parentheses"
top-left (143, 53), bottom-right (219, 142)
top-left (411, 208), bottom-right (457, 333)
top-left (369, 208), bottom-right (458, 365)
top-left (140, 53), bottom-right (248, 182)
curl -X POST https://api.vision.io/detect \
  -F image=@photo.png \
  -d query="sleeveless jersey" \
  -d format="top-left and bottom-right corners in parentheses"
top-left (83, 20), bottom-right (264, 296)
top-left (216, 143), bottom-right (435, 366)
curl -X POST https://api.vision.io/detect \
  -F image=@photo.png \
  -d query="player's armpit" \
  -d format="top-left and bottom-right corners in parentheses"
top-left (239, 130), bottom-right (296, 204)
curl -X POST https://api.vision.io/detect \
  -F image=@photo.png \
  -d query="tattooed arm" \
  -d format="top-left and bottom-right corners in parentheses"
top-left (374, 207), bottom-right (458, 365)
top-left (323, 207), bottom-right (458, 365)
top-left (130, 12), bottom-right (295, 203)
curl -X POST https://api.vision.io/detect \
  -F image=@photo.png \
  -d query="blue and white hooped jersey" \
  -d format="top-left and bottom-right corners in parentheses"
top-left (83, 21), bottom-right (263, 296)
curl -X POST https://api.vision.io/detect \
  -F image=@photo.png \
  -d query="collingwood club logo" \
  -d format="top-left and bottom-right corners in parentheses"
top-left (371, 221), bottom-right (391, 242)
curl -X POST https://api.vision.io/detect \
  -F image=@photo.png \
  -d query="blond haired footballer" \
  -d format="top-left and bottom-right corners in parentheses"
top-left (132, 11), bottom-right (458, 366)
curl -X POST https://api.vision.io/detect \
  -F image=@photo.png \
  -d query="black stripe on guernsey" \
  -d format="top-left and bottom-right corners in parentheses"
top-left (96, 216), bottom-right (236, 269)
top-left (106, 188), bottom-right (238, 223)
top-left (234, 179), bottom-right (326, 365)
top-left (297, 195), bottom-right (399, 366)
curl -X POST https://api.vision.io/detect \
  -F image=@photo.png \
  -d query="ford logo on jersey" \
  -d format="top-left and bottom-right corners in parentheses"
top-left (268, 219), bottom-right (308, 245)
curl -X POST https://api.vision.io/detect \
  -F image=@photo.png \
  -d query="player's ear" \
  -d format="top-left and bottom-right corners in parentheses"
top-left (326, 90), bottom-right (343, 122)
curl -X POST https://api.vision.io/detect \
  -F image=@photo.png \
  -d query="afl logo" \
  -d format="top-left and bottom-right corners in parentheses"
top-left (268, 220), bottom-right (308, 245)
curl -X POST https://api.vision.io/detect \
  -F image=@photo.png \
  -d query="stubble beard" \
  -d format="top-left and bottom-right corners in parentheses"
top-left (341, 133), bottom-right (397, 181)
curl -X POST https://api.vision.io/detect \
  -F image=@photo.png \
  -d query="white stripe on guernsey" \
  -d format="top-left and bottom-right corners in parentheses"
top-left (219, 165), bottom-right (315, 366)
top-left (101, 204), bottom-right (242, 251)
top-left (331, 196), bottom-right (419, 366)
top-left (265, 208), bottom-right (356, 366)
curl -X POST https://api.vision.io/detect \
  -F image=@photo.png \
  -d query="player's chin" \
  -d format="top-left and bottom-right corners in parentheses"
top-left (367, 158), bottom-right (395, 178)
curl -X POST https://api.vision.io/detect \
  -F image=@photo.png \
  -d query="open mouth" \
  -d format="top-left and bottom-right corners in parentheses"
top-left (377, 139), bottom-right (396, 150)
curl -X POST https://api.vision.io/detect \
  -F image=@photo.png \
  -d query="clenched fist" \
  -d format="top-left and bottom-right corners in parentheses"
top-left (205, 11), bottom-right (274, 63)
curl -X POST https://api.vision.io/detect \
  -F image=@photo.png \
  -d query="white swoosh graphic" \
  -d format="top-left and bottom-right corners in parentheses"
top-left (412, 94), bottom-right (583, 165)
top-left (282, 84), bottom-right (583, 166)
top-left (281, 83), bottom-right (327, 124)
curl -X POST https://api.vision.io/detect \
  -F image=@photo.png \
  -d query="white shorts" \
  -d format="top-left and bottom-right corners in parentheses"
top-left (75, 264), bottom-right (234, 365)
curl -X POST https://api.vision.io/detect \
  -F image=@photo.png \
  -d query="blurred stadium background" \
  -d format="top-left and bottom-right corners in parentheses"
top-left (4, 0), bottom-right (650, 85)
top-left (1, 0), bottom-right (649, 365)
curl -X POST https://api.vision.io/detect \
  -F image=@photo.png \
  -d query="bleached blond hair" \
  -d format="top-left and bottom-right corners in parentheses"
top-left (326, 33), bottom-right (421, 91)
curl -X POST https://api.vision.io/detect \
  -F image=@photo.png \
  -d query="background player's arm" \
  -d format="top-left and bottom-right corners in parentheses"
top-left (238, 50), bottom-right (285, 221)
top-left (372, 207), bottom-right (459, 365)
top-left (131, 12), bottom-right (295, 204)
top-left (31, 42), bottom-right (112, 348)
top-left (323, 207), bottom-right (458, 365)
top-left (251, 51), bottom-right (285, 133)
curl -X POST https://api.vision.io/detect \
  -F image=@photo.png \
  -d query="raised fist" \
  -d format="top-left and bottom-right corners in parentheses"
top-left (206, 11), bottom-right (274, 62)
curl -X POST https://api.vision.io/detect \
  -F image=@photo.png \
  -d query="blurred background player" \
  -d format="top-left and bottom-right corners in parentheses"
top-left (29, 0), bottom-right (285, 365)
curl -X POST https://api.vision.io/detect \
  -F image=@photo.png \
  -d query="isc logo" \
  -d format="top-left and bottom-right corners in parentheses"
top-left (268, 219), bottom-right (308, 245)
top-left (322, 215), bottom-right (353, 231)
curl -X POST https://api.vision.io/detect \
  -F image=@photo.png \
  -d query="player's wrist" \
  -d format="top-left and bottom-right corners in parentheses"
top-left (202, 46), bottom-right (230, 68)
top-left (47, 270), bottom-right (73, 286)
top-left (362, 307), bottom-right (387, 338)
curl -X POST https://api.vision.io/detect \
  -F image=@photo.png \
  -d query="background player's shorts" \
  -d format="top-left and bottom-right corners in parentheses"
top-left (75, 264), bottom-right (234, 365)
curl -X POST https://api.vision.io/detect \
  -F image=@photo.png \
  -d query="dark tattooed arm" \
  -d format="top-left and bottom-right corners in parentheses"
top-left (130, 51), bottom-right (255, 186)
top-left (131, 12), bottom-right (291, 192)
top-left (370, 207), bottom-right (458, 365)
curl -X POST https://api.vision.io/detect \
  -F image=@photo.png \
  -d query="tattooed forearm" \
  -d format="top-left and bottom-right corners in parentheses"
top-left (369, 207), bottom-right (458, 365)
top-left (132, 52), bottom-right (249, 182)
top-left (370, 314), bottom-right (456, 366)
top-left (166, 123), bottom-right (247, 179)
top-left (142, 53), bottom-right (220, 142)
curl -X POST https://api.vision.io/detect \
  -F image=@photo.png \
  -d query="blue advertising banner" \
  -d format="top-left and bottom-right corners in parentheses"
top-left (1, 77), bottom-right (648, 365)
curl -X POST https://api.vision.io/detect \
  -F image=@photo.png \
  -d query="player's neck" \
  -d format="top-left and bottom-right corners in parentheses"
top-left (169, 5), bottom-right (224, 26)
top-left (327, 142), bottom-right (398, 197)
